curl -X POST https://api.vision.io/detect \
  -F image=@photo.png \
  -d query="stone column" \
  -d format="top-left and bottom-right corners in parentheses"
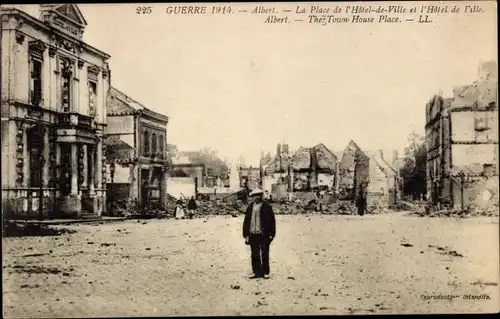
top-left (42, 46), bottom-right (50, 108)
top-left (43, 128), bottom-right (49, 188)
top-left (129, 165), bottom-right (138, 200)
top-left (70, 144), bottom-right (78, 195)
top-left (96, 139), bottom-right (102, 190)
top-left (89, 146), bottom-right (95, 195)
top-left (81, 144), bottom-right (88, 189)
top-left (73, 61), bottom-right (79, 113)
top-left (55, 143), bottom-right (61, 196)
top-left (22, 124), bottom-right (28, 188)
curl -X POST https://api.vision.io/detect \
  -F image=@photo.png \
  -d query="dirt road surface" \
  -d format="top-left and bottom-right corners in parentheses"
top-left (3, 214), bottom-right (499, 317)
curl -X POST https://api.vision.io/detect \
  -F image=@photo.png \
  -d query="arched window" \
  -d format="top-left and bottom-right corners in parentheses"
top-left (151, 133), bottom-right (157, 154)
top-left (144, 131), bottom-right (150, 154)
top-left (159, 135), bottom-right (164, 155)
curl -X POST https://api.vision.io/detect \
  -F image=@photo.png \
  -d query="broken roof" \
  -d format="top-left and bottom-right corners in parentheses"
top-left (313, 143), bottom-right (337, 172)
top-left (107, 87), bottom-right (169, 122)
top-left (291, 147), bottom-right (311, 170)
top-left (370, 150), bottom-right (397, 177)
top-left (104, 135), bottom-right (134, 162)
top-left (340, 140), bottom-right (367, 169)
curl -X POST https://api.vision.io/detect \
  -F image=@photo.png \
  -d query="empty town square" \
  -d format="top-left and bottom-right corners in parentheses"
top-left (1, 2), bottom-right (498, 317)
top-left (3, 213), bottom-right (498, 317)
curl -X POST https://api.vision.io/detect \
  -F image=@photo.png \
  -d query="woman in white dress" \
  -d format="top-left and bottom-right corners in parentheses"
top-left (174, 200), bottom-right (186, 219)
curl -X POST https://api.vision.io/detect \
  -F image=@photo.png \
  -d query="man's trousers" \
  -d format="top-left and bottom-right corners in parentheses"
top-left (249, 234), bottom-right (271, 276)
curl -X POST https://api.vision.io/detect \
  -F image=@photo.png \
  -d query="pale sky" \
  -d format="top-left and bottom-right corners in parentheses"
top-left (15, 2), bottom-right (498, 165)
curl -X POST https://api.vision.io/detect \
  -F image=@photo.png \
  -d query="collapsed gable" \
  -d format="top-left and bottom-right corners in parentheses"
top-left (292, 147), bottom-right (311, 170)
top-left (313, 143), bottom-right (337, 173)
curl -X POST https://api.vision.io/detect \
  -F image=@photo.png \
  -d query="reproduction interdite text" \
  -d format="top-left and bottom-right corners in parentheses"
top-left (133, 2), bottom-right (489, 25)
top-left (420, 294), bottom-right (492, 301)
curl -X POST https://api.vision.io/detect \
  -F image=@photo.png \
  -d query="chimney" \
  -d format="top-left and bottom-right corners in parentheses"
top-left (276, 144), bottom-right (282, 172)
top-left (282, 144), bottom-right (289, 154)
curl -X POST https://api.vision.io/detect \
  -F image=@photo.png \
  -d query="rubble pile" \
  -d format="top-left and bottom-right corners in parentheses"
top-left (408, 201), bottom-right (499, 218)
top-left (396, 201), bottom-right (426, 213)
top-left (158, 197), bottom-right (402, 217)
top-left (272, 202), bottom-right (306, 215)
top-left (196, 199), bottom-right (243, 216)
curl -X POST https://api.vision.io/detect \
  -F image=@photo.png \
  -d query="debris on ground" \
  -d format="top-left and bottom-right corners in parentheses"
top-left (2, 222), bottom-right (77, 238)
top-left (408, 200), bottom-right (499, 218)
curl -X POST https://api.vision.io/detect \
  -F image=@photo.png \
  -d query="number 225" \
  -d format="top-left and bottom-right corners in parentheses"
top-left (136, 7), bottom-right (152, 14)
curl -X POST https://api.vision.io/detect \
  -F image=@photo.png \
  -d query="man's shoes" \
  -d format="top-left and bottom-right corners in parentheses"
top-left (263, 274), bottom-right (270, 279)
top-left (248, 274), bottom-right (262, 279)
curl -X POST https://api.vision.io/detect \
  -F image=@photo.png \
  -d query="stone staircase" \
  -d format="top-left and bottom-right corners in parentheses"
top-left (81, 209), bottom-right (100, 220)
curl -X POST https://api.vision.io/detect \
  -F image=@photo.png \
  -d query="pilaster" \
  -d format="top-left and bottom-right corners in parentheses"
top-left (81, 144), bottom-right (88, 188)
top-left (43, 128), bottom-right (49, 186)
top-left (70, 144), bottom-right (78, 195)
top-left (89, 146), bottom-right (95, 195)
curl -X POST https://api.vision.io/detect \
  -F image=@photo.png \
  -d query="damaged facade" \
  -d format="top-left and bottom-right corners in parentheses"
top-left (167, 155), bottom-right (204, 199)
top-left (337, 140), bottom-right (366, 200)
top-left (356, 150), bottom-right (399, 209)
top-left (260, 143), bottom-right (338, 200)
top-left (425, 61), bottom-right (498, 211)
top-left (1, 5), bottom-right (110, 218)
top-left (261, 144), bottom-right (291, 200)
top-left (291, 144), bottom-right (337, 191)
top-left (336, 141), bottom-right (399, 208)
top-left (105, 87), bottom-right (169, 211)
top-left (239, 166), bottom-right (261, 190)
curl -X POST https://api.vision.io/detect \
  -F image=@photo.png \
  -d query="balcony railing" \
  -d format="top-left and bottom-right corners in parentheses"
top-left (57, 113), bottom-right (71, 125)
top-left (78, 114), bottom-right (93, 128)
top-left (56, 113), bottom-right (94, 128)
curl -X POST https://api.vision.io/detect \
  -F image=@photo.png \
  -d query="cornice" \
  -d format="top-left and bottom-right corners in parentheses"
top-left (1, 9), bottom-right (110, 59)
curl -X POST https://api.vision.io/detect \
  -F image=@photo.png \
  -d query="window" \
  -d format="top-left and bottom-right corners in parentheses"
top-left (61, 72), bottom-right (71, 112)
top-left (27, 126), bottom-right (44, 188)
top-left (88, 81), bottom-right (97, 116)
top-left (159, 135), bottom-right (164, 155)
top-left (144, 131), bottom-right (150, 155)
top-left (29, 57), bottom-right (43, 106)
top-left (151, 133), bottom-right (157, 154)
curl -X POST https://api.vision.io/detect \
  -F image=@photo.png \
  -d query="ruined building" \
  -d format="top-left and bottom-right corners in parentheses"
top-left (425, 61), bottom-right (498, 210)
top-left (239, 166), bottom-right (261, 190)
top-left (336, 141), bottom-right (400, 208)
top-left (105, 87), bottom-right (169, 211)
top-left (261, 144), bottom-right (291, 199)
top-left (1, 5), bottom-right (110, 218)
top-left (290, 144), bottom-right (337, 191)
top-left (337, 140), bottom-right (367, 199)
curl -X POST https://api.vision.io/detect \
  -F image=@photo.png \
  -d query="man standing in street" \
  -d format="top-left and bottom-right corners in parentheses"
top-left (357, 182), bottom-right (368, 216)
top-left (242, 188), bottom-right (276, 279)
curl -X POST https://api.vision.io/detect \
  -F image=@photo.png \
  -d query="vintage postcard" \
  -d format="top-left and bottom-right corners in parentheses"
top-left (1, 1), bottom-right (498, 317)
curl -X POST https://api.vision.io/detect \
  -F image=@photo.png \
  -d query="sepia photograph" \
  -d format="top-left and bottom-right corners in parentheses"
top-left (1, 1), bottom-right (498, 317)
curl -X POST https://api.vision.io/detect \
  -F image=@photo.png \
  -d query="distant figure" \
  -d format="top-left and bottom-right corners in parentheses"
top-left (175, 200), bottom-right (185, 219)
top-left (357, 184), bottom-right (367, 216)
top-left (243, 188), bottom-right (276, 279)
top-left (187, 196), bottom-right (197, 219)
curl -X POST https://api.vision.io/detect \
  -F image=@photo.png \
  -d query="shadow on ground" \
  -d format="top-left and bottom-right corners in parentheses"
top-left (2, 221), bottom-right (76, 238)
